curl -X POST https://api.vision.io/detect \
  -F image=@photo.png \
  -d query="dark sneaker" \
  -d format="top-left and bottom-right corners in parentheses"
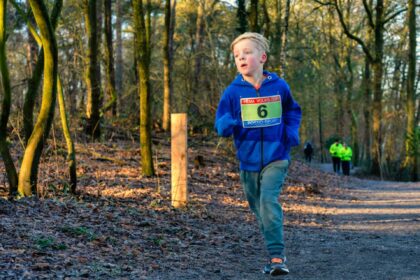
top-left (262, 258), bottom-right (289, 276)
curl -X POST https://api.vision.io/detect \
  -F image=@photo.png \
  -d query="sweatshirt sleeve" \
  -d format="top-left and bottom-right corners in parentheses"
top-left (215, 90), bottom-right (240, 137)
top-left (282, 83), bottom-right (302, 147)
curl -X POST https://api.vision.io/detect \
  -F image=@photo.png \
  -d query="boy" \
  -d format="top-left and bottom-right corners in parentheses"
top-left (215, 32), bottom-right (301, 276)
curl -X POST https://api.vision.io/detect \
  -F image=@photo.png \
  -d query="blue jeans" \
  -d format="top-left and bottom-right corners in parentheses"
top-left (240, 160), bottom-right (289, 259)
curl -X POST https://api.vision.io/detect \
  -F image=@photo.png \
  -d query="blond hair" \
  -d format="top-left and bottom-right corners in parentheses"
top-left (230, 32), bottom-right (270, 53)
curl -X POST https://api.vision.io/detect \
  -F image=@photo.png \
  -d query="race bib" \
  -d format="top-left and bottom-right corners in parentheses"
top-left (240, 95), bottom-right (282, 128)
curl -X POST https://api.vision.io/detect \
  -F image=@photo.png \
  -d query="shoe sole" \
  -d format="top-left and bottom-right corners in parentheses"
top-left (270, 268), bottom-right (289, 276)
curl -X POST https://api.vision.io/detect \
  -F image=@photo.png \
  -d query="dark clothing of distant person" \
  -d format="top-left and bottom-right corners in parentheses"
top-left (304, 143), bottom-right (313, 163)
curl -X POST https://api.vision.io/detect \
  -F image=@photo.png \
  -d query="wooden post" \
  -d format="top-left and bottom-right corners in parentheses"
top-left (171, 113), bottom-right (188, 207)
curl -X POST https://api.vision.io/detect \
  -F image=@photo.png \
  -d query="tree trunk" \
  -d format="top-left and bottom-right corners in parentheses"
top-left (57, 77), bottom-right (77, 193)
top-left (133, 0), bottom-right (154, 176)
top-left (18, 0), bottom-right (58, 196)
top-left (278, 0), bottom-right (290, 77)
top-left (192, 0), bottom-right (205, 112)
top-left (236, 0), bottom-right (247, 34)
top-left (84, 0), bottom-right (101, 140)
top-left (261, 0), bottom-right (270, 38)
top-left (318, 90), bottom-right (325, 163)
top-left (249, 0), bottom-right (259, 32)
top-left (0, 0), bottom-right (18, 195)
top-left (370, 0), bottom-right (384, 177)
top-left (404, 0), bottom-right (417, 181)
top-left (362, 58), bottom-right (371, 163)
top-left (162, 0), bottom-right (175, 131)
top-left (115, 0), bottom-right (123, 108)
top-left (346, 52), bottom-right (359, 166)
top-left (103, 0), bottom-right (117, 116)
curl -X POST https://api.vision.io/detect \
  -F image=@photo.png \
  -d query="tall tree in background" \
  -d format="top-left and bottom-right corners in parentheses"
top-left (249, 0), bottom-right (259, 32)
top-left (0, 0), bottom-right (18, 194)
top-left (84, 0), bottom-right (101, 140)
top-left (236, 0), bottom-right (247, 33)
top-left (192, 0), bottom-right (205, 113)
top-left (278, 0), bottom-right (290, 77)
top-left (333, 0), bottom-right (387, 176)
top-left (133, 0), bottom-right (154, 176)
top-left (103, 0), bottom-right (117, 116)
top-left (115, 0), bottom-right (123, 106)
top-left (403, 0), bottom-right (417, 181)
top-left (270, 0), bottom-right (290, 77)
top-left (162, 0), bottom-right (176, 131)
top-left (18, 0), bottom-right (58, 196)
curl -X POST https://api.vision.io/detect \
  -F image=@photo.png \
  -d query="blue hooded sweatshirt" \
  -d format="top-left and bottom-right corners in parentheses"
top-left (215, 71), bottom-right (302, 172)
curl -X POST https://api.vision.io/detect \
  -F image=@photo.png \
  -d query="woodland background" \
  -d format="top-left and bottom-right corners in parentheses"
top-left (0, 0), bottom-right (419, 198)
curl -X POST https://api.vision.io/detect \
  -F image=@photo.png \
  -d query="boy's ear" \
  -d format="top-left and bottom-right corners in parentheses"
top-left (260, 53), bottom-right (267, 63)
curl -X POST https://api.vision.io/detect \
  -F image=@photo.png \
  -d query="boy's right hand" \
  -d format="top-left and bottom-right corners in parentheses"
top-left (216, 113), bottom-right (240, 136)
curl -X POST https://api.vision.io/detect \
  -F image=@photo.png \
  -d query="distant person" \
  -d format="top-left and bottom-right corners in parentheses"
top-left (329, 140), bottom-right (342, 173)
top-left (303, 142), bottom-right (313, 163)
top-left (339, 143), bottom-right (352, 176)
top-left (215, 32), bottom-right (302, 276)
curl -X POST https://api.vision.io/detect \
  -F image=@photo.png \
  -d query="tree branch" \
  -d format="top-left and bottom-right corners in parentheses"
top-left (333, 0), bottom-right (373, 61)
top-left (362, 0), bottom-right (375, 28)
top-left (383, 8), bottom-right (407, 25)
top-left (9, 0), bottom-right (41, 46)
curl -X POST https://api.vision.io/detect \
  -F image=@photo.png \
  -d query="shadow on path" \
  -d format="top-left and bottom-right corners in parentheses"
top-left (283, 175), bottom-right (420, 280)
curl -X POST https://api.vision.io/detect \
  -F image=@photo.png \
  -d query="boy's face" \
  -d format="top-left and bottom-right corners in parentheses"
top-left (233, 39), bottom-right (266, 78)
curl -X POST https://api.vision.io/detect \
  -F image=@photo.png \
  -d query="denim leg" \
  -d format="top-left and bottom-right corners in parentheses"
top-left (259, 160), bottom-right (289, 259)
top-left (240, 171), bottom-right (264, 232)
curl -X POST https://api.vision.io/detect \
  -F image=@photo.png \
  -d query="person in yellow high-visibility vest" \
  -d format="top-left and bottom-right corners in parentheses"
top-left (329, 140), bottom-right (343, 173)
top-left (339, 143), bottom-right (353, 176)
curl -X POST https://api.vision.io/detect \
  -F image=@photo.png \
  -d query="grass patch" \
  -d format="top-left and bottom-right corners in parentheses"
top-left (34, 236), bottom-right (67, 250)
top-left (60, 226), bottom-right (98, 241)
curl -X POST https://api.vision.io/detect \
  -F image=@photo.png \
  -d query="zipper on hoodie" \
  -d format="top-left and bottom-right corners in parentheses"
top-left (255, 89), bottom-right (264, 170)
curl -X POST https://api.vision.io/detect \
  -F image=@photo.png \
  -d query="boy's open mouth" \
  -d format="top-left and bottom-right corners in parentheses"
top-left (240, 63), bottom-right (247, 68)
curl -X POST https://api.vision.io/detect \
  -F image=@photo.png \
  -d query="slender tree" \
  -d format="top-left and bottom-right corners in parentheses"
top-left (192, 0), bottom-right (205, 110)
top-left (57, 77), bottom-right (77, 192)
top-left (236, 0), bottom-right (247, 34)
top-left (403, 0), bottom-right (417, 181)
top-left (249, 0), bottom-right (259, 32)
top-left (0, 0), bottom-right (18, 194)
top-left (18, 0), bottom-right (58, 196)
top-left (84, 0), bottom-right (101, 140)
top-left (278, 0), bottom-right (290, 77)
top-left (133, 0), bottom-right (154, 176)
top-left (115, 0), bottom-right (123, 102)
top-left (162, 0), bottom-right (175, 131)
top-left (103, 0), bottom-right (117, 116)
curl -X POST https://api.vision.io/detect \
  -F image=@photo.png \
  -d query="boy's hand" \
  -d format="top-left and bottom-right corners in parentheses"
top-left (216, 113), bottom-right (240, 136)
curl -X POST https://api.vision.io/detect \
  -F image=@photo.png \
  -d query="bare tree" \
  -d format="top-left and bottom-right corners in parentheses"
top-left (133, 0), bottom-right (154, 176)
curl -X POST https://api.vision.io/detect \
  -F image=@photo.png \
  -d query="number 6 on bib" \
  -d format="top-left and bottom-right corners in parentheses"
top-left (240, 95), bottom-right (282, 128)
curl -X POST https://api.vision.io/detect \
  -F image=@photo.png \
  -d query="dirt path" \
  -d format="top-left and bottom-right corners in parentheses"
top-left (283, 174), bottom-right (420, 280)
